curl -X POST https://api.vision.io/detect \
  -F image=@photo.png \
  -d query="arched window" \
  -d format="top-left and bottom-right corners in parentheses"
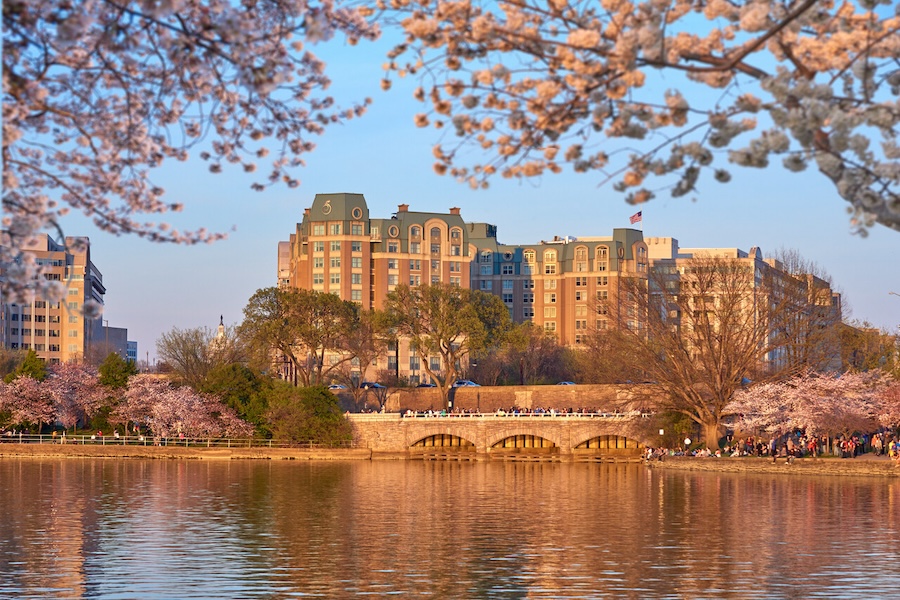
top-left (544, 250), bottom-right (556, 263)
top-left (410, 226), bottom-right (421, 238)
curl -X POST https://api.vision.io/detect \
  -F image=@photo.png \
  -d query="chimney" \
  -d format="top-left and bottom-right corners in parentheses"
top-left (304, 208), bottom-right (311, 216)
top-left (449, 207), bottom-right (461, 215)
top-left (397, 204), bottom-right (409, 213)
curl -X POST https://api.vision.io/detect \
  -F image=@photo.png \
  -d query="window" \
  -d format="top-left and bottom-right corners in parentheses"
top-left (480, 251), bottom-right (491, 263)
top-left (575, 247), bottom-right (588, 261)
top-left (449, 261), bottom-right (461, 272)
top-left (544, 307), bottom-right (557, 318)
top-left (409, 355), bottom-right (420, 371)
top-left (450, 276), bottom-right (461, 287)
top-left (430, 356), bottom-right (441, 371)
top-left (524, 250), bottom-right (536, 263)
top-left (351, 224), bottom-right (363, 236)
top-left (387, 242), bottom-right (399, 253)
top-left (10, 328), bottom-right (17, 336)
top-left (502, 280), bottom-right (514, 290)
top-left (68, 288), bottom-right (79, 296)
top-left (330, 223), bottom-right (341, 235)
top-left (35, 329), bottom-right (45, 337)
top-left (501, 264), bottom-right (514, 275)
top-left (351, 273), bottom-right (362, 285)
top-left (596, 246), bottom-right (608, 271)
top-left (68, 315), bottom-right (78, 324)
top-left (388, 274), bottom-right (398, 286)
top-left (575, 305), bottom-right (587, 316)
top-left (330, 273), bottom-right (340, 285)
top-left (544, 279), bottom-right (557, 290)
top-left (409, 259), bottom-right (421, 271)
top-left (544, 250), bottom-right (556, 262)
top-left (388, 259), bottom-right (399, 270)
top-left (480, 265), bottom-right (491, 275)
top-left (430, 244), bottom-right (441, 255)
top-left (450, 228), bottom-right (461, 240)
top-left (351, 290), bottom-right (362, 301)
top-left (314, 241), bottom-right (325, 252)
top-left (330, 241), bottom-right (341, 252)
top-left (450, 245), bottom-right (461, 256)
top-left (410, 242), bottom-right (421, 254)
top-left (523, 293), bottom-right (534, 303)
top-left (523, 280), bottom-right (535, 289)
top-left (575, 277), bottom-right (587, 287)
top-left (352, 241), bottom-right (362, 253)
top-left (69, 344), bottom-right (78, 352)
top-left (34, 301), bottom-right (46, 309)
top-left (409, 275), bottom-right (421, 286)
top-left (544, 293), bottom-right (556, 303)
top-left (523, 307), bottom-right (535, 319)
top-left (370, 226), bottom-right (379, 238)
top-left (330, 257), bottom-right (341, 268)
top-left (34, 315), bottom-right (46, 322)
top-left (410, 226), bottom-right (421, 238)
top-left (431, 275), bottom-right (441, 284)
top-left (502, 293), bottom-right (514, 303)
top-left (313, 224), bottom-right (325, 236)
top-left (313, 273), bottom-right (324, 284)
top-left (480, 280), bottom-right (492, 291)
top-left (597, 276), bottom-right (608, 286)
top-left (575, 320), bottom-right (587, 330)
top-left (575, 291), bottom-right (585, 301)
top-left (21, 314), bottom-right (31, 321)
top-left (11, 314), bottom-right (18, 322)
top-left (522, 264), bottom-right (534, 275)
top-left (67, 302), bottom-right (78, 311)
top-left (544, 322), bottom-right (557, 332)
top-left (351, 257), bottom-right (362, 268)
top-left (69, 330), bottom-right (78, 337)
top-left (597, 290), bottom-right (608, 300)
top-left (314, 257), bottom-right (324, 268)
top-left (544, 264), bottom-right (557, 275)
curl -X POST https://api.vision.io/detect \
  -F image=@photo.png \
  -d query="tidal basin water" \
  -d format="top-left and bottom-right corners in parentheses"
top-left (2, 459), bottom-right (899, 599)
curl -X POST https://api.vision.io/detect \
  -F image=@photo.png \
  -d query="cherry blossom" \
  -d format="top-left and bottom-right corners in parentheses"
top-left (3, 0), bottom-right (378, 301)
top-left (44, 362), bottom-right (105, 431)
top-left (384, 0), bottom-right (900, 234)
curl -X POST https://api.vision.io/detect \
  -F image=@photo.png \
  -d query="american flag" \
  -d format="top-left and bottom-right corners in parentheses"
top-left (629, 211), bottom-right (642, 224)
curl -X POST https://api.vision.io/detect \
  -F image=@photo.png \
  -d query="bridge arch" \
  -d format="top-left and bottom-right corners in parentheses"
top-left (486, 428), bottom-right (564, 450)
top-left (574, 434), bottom-right (644, 456)
top-left (411, 433), bottom-right (476, 448)
top-left (491, 434), bottom-right (556, 450)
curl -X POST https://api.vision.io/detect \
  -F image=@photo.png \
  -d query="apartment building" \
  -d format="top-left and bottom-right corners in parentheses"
top-left (1, 235), bottom-right (105, 364)
top-left (1, 234), bottom-right (135, 364)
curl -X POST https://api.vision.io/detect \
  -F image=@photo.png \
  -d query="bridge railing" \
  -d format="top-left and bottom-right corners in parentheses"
top-left (397, 411), bottom-right (652, 419)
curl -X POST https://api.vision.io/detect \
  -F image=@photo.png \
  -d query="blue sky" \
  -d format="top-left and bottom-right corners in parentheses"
top-left (59, 34), bottom-right (900, 363)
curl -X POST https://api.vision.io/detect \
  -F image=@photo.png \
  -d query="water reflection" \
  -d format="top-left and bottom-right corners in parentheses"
top-left (0, 459), bottom-right (898, 598)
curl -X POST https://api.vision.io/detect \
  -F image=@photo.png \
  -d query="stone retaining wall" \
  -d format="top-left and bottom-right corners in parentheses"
top-left (648, 455), bottom-right (900, 478)
top-left (0, 443), bottom-right (371, 461)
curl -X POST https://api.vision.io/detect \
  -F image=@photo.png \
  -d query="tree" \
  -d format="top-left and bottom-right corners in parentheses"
top-left (265, 383), bottom-right (353, 446)
top-left (200, 363), bottom-right (271, 436)
top-left (584, 253), bottom-right (840, 447)
top-left (241, 287), bottom-right (358, 387)
top-left (98, 352), bottom-right (138, 390)
top-left (45, 362), bottom-right (105, 432)
top-left (840, 322), bottom-right (899, 376)
top-left (3, 349), bottom-right (47, 383)
top-left (156, 323), bottom-right (245, 389)
top-left (385, 0), bottom-right (900, 233)
top-left (0, 375), bottom-right (53, 432)
top-left (479, 322), bottom-right (572, 385)
top-left (113, 374), bottom-right (253, 438)
top-left (384, 284), bottom-right (512, 406)
top-left (730, 370), bottom-right (889, 440)
top-left (3, 0), bottom-right (378, 301)
top-left (329, 308), bottom-right (393, 407)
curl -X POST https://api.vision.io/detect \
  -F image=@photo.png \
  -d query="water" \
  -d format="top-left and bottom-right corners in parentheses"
top-left (1, 459), bottom-right (898, 598)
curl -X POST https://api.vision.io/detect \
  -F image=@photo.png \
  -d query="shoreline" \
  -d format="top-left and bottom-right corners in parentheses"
top-left (1, 443), bottom-right (899, 477)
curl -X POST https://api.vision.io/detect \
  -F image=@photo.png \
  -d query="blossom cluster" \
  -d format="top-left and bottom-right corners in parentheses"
top-left (384, 0), bottom-right (900, 234)
top-left (3, 0), bottom-right (379, 301)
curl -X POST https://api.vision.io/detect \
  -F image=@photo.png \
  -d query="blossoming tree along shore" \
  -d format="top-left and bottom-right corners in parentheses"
top-left (384, 0), bottom-right (900, 233)
top-left (2, 0), bottom-right (377, 302)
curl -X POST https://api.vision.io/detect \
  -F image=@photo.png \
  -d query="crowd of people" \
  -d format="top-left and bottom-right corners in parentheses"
top-left (646, 430), bottom-right (900, 463)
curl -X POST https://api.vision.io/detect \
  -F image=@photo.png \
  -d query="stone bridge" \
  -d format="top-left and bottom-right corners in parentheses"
top-left (349, 413), bottom-right (660, 461)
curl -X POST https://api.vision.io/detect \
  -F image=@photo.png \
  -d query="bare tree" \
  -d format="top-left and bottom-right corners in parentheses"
top-left (585, 253), bottom-right (841, 447)
top-left (156, 323), bottom-right (246, 390)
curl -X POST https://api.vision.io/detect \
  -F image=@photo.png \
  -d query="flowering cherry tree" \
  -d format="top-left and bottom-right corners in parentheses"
top-left (44, 362), bottom-right (105, 431)
top-left (2, 0), bottom-right (378, 301)
top-left (385, 0), bottom-right (900, 233)
top-left (876, 382), bottom-right (900, 429)
top-left (730, 370), bottom-right (890, 437)
top-left (0, 375), bottom-right (55, 431)
top-left (115, 374), bottom-right (253, 437)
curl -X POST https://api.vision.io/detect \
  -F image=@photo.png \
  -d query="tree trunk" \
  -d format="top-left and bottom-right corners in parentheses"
top-left (702, 421), bottom-right (723, 450)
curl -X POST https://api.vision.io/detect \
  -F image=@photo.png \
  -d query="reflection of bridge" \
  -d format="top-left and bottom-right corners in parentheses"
top-left (349, 413), bottom-right (655, 461)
